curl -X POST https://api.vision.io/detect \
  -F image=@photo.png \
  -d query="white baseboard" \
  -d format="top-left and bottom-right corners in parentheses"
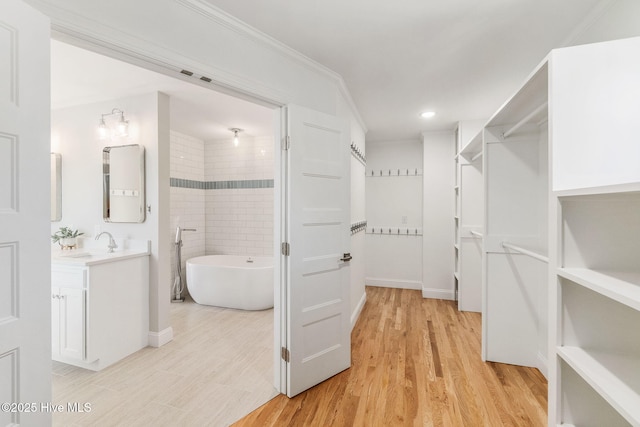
top-left (421, 288), bottom-right (456, 300)
top-left (537, 351), bottom-right (548, 379)
top-left (366, 278), bottom-right (422, 290)
top-left (350, 291), bottom-right (367, 330)
top-left (148, 327), bottom-right (173, 347)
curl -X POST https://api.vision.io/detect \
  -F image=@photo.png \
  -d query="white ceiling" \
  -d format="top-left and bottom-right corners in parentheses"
top-left (51, 40), bottom-right (274, 141)
top-left (201, 0), bottom-right (607, 141)
top-left (53, 1), bottom-right (610, 142)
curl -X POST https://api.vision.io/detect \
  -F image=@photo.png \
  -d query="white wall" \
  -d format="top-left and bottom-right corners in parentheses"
top-left (35, 0), bottom-right (368, 339)
top-left (51, 91), bottom-right (171, 334)
top-left (422, 131), bottom-right (455, 300)
top-left (365, 140), bottom-right (423, 290)
top-left (342, 100), bottom-right (367, 327)
top-left (28, 0), bottom-right (345, 116)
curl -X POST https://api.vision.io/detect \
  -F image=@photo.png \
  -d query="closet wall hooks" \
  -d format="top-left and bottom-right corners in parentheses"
top-left (366, 226), bottom-right (423, 236)
top-left (350, 142), bottom-right (366, 166)
top-left (350, 220), bottom-right (367, 235)
top-left (366, 168), bottom-right (423, 177)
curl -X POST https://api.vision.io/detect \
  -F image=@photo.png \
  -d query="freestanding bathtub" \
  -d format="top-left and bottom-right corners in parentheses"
top-left (186, 255), bottom-right (273, 310)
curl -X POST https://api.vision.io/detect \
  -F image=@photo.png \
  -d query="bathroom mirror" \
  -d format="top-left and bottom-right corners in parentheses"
top-left (51, 153), bottom-right (62, 222)
top-left (103, 144), bottom-right (145, 223)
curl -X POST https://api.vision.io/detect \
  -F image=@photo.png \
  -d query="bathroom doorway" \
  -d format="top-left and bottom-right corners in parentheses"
top-left (50, 39), bottom-right (280, 425)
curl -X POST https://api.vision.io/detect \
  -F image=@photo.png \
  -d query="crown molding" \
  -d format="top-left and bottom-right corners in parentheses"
top-left (559, 0), bottom-right (618, 47)
top-left (174, 0), bottom-right (367, 132)
top-left (174, 0), bottom-right (342, 82)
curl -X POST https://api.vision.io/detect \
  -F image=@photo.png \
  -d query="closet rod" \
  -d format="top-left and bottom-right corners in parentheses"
top-left (470, 151), bottom-right (483, 162)
top-left (502, 242), bottom-right (548, 263)
top-left (502, 101), bottom-right (548, 139)
top-left (470, 230), bottom-right (483, 238)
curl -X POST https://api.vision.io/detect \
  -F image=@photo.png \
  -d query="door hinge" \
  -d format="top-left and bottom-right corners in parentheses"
top-left (281, 347), bottom-right (290, 362)
top-left (282, 135), bottom-right (290, 151)
top-left (281, 242), bottom-right (290, 256)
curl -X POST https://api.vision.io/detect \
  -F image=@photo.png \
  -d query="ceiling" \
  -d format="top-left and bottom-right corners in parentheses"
top-left (53, 1), bottom-right (611, 142)
top-left (202, 0), bottom-right (608, 141)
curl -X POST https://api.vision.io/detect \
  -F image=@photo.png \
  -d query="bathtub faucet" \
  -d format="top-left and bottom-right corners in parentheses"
top-left (172, 226), bottom-right (196, 303)
top-left (175, 226), bottom-right (197, 246)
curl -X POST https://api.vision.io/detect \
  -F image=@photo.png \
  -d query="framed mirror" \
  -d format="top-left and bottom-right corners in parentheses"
top-left (103, 144), bottom-right (145, 223)
top-left (51, 153), bottom-right (62, 222)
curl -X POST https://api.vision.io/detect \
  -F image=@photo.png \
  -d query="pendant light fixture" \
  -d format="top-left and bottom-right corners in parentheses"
top-left (230, 128), bottom-right (243, 147)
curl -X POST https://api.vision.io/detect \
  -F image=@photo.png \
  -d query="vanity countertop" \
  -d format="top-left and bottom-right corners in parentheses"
top-left (51, 248), bottom-right (150, 266)
top-left (51, 239), bottom-right (151, 267)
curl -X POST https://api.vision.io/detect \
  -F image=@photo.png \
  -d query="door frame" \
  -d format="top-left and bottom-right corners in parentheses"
top-left (48, 31), bottom-right (289, 394)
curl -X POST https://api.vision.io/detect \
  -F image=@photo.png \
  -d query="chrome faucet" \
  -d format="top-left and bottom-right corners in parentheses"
top-left (95, 231), bottom-right (118, 253)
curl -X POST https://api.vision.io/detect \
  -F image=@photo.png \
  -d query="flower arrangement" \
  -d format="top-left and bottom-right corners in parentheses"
top-left (51, 226), bottom-right (84, 249)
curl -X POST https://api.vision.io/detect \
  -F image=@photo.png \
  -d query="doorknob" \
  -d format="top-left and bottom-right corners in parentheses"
top-left (340, 253), bottom-right (352, 262)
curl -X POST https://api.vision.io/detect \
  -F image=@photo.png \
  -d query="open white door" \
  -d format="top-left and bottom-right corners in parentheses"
top-left (284, 104), bottom-right (351, 397)
top-left (0, 1), bottom-right (51, 425)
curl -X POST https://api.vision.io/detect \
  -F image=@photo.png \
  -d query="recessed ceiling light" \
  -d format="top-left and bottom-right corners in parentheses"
top-left (420, 111), bottom-right (436, 119)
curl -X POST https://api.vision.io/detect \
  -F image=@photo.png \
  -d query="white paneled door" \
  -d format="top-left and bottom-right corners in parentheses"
top-left (0, 1), bottom-right (51, 425)
top-left (285, 105), bottom-right (351, 397)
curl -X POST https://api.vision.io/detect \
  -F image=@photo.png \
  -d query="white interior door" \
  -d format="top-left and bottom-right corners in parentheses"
top-left (285, 104), bottom-right (351, 397)
top-left (0, 1), bottom-right (51, 425)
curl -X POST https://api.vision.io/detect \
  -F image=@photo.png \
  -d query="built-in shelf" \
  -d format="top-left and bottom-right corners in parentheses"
top-left (558, 268), bottom-right (640, 312)
top-left (482, 56), bottom-right (549, 371)
top-left (502, 101), bottom-right (548, 139)
top-left (470, 151), bottom-right (482, 162)
top-left (554, 182), bottom-right (640, 198)
top-left (557, 346), bottom-right (640, 426)
top-left (459, 130), bottom-right (483, 161)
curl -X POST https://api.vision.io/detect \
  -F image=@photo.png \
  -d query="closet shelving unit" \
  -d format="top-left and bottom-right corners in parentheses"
top-left (548, 36), bottom-right (640, 427)
top-left (455, 126), bottom-right (484, 312)
top-left (454, 127), bottom-right (460, 296)
top-left (482, 60), bottom-right (549, 374)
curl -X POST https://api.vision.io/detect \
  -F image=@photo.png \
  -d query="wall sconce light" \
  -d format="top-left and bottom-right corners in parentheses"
top-left (98, 108), bottom-right (129, 140)
top-left (229, 128), bottom-right (242, 147)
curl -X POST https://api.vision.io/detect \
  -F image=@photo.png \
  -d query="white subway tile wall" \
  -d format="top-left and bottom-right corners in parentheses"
top-left (170, 131), bottom-right (206, 296)
top-left (204, 136), bottom-right (274, 256)
top-left (169, 131), bottom-right (275, 292)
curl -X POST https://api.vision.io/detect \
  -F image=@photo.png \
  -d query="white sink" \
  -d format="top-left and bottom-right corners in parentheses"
top-left (57, 251), bottom-right (93, 258)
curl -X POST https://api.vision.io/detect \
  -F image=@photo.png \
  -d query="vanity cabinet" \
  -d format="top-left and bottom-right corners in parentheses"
top-left (51, 249), bottom-right (149, 371)
top-left (51, 284), bottom-right (86, 361)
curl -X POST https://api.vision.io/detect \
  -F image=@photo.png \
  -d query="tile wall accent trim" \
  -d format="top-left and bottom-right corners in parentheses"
top-left (170, 177), bottom-right (274, 190)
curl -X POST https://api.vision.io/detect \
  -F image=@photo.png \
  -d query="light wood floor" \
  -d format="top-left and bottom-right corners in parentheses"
top-left (233, 286), bottom-right (547, 427)
top-left (52, 299), bottom-right (277, 426)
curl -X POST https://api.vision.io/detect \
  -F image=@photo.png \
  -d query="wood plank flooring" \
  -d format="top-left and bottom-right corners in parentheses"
top-left (233, 286), bottom-right (547, 426)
